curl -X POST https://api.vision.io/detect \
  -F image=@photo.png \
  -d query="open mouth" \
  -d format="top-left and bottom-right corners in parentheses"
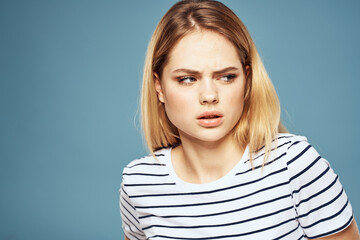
top-left (197, 111), bottom-right (224, 127)
top-left (199, 115), bottom-right (221, 119)
top-left (197, 111), bottom-right (223, 119)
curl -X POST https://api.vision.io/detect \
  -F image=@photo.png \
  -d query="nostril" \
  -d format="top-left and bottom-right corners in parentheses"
top-left (200, 94), bottom-right (219, 104)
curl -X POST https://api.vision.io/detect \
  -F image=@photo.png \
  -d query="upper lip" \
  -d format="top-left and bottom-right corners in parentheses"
top-left (197, 111), bottom-right (223, 119)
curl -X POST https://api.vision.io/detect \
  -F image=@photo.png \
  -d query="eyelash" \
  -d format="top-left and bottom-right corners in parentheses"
top-left (177, 74), bottom-right (237, 85)
top-left (177, 76), bottom-right (196, 85)
top-left (219, 74), bottom-right (237, 82)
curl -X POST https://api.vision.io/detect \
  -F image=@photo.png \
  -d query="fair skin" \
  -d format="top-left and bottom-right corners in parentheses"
top-left (125, 30), bottom-right (359, 239)
top-left (156, 30), bottom-right (246, 184)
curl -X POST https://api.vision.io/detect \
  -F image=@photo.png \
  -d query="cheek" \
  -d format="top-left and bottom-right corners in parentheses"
top-left (163, 89), bottom-right (194, 119)
top-left (222, 85), bottom-right (246, 121)
top-left (224, 84), bottom-right (245, 106)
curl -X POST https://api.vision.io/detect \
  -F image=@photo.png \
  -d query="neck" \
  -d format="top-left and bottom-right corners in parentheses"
top-left (172, 132), bottom-right (245, 184)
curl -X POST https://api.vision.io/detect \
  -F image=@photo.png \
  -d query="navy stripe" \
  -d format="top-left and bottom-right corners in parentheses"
top-left (142, 205), bottom-right (293, 230)
top-left (255, 135), bottom-right (294, 152)
top-left (125, 231), bottom-right (141, 240)
top-left (120, 209), bottom-right (143, 233)
top-left (121, 185), bottom-right (128, 196)
top-left (131, 167), bottom-right (287, 199)
top-left (302, 199), bottom-right (350, 229)
top-left (126, 224), bottom-right (146, 239)
top-left (139, 193), bottom-right (291, 219)
top-left (124, 183), bottom-right (176, 187)
top-left (237, 152), bottom-right (287, 175)
top-left (135, 181), bottom-right (289, 209)
top-left (292, 166), bottom-right (330, 194)
top-left (298, 188), bottom-right (344, 219)
top-left (147, 217), bottom-right (296, 239)
top-left (155, 153), bottom-right (165, 157)
top-left (295, 175), bottom-right (338, 208)
top-left (245, 140), bottom-right (291, 164)
top-left (287, 140), bottom-right (301, 150)
top-left (277, 135), bottom-right (295, 139)
top-left (123, 173), bottom-right (169, 177)
top-left (121, 195), bottom-right (136, 211)
top-left (273, 222), bottom-right (301, 239)
top-left (127, 162), bottom-right (166, 168)
top-left (307, 214), bottom-right (353, 239)
top-left (297, 234), bottom-right (306, 240)
top-left (289, 156), bottom-right (321, 181)
top-left (121, 201), bottom-right (140, 224)
top-left (287, 144), bottom-right (312, 165)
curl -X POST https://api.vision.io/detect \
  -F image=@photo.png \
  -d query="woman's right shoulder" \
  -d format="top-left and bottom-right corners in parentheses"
top-left (121, 147), bottom-right (170, 178)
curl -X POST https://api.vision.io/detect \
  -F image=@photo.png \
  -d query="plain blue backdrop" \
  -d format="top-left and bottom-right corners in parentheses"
top-left (1, 0), bottom-right (359, 239)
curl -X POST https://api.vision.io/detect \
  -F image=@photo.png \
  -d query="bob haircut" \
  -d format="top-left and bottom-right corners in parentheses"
top-left (141, 0), bottom-right (286, 166)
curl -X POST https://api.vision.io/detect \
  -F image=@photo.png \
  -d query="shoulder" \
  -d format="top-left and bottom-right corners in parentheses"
top-left (258, 133), bottom-right (326, 179)
top-left (274, 133), bottom-right (328, 176)
top-left (252, 133), bottom-right (309, 164)
top-left (241, 133), bottom-right (308, 172)
top-left (279, 133), bottom-right (324, 167)
top-left (258, 133), bottom-right (309, 157)
top-left (278, 134), bottom-right (354, 239)
top-left (121, 148), bottom-right (171, 185)
top-left (271, 133), bottom-right (314, 164)
top-left (123, 148), bottom-right (168, 171)
top-left (276, 132), bottom-right (308, 149)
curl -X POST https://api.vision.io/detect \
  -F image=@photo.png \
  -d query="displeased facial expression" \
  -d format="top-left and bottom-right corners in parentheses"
top-left (155, 30), bottom-right (247, 145)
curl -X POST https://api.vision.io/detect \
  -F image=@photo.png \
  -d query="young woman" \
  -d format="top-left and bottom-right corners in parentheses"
top-left (119, 0), bottom-right (360, 239)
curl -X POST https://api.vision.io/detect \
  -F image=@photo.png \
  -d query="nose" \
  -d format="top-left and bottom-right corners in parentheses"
top-left (199, 78), bottom-right (219, 105)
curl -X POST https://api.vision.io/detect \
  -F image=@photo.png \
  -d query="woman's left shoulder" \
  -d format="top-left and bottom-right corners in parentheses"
top-left (276, 133), bottom-right (308, 148)
top-left (270, 133), bottom-right (335, 184)
top-left (277, 133), bottom-right (355, 239)
top-left (275, 133), bottom-right (318, 165)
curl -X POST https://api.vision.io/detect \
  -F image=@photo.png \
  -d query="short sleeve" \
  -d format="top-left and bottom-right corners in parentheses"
top-left (119, 175), bottom-right (146, 240)
top-left (286, 136), bottom-right (353, 239)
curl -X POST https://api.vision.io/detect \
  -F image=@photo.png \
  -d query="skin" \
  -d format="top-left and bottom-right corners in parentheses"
top-left (314, 219), bottom-right (360, 240)
top-left (124, 30), bottom-right (360, 239)
top-left (155, 30), bottom-right (247, 184)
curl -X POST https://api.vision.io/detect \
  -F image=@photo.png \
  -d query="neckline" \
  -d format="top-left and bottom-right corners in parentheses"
top-left (163, 145), bottom-right (249, 190)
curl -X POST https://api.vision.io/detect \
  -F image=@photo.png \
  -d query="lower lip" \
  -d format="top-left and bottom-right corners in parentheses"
top-left (197, 117), bottom-right (223, 127)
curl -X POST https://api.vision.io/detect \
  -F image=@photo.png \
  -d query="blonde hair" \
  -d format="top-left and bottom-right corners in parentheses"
top-left (141, 0), bottom-right (287, 166)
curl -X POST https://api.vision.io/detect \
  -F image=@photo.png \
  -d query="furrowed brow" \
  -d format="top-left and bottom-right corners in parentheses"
top-left (172, 68), bottom-right (200, 75)
top-left (213, 67), bottom-right (239, 75)
top-left (172, 67), bottom-right (239, 76)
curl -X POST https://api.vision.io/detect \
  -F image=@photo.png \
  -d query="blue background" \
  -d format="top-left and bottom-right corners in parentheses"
top-left (1, 0), bottom-right (359, 239)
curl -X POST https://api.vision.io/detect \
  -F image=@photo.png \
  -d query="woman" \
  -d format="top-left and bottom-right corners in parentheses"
top-left (119, 0), bottom-right (360, 239)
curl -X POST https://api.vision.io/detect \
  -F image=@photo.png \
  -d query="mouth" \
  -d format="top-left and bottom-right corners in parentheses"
top-left (197, 111), bottom-right (223, 120)
top-left (198, 115), bottom-right (222, 119)
top-left (196, 111), bottom-right (224, 127)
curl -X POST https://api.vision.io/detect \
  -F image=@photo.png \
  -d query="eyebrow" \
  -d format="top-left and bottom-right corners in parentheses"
top-left (172, 67), bottom-right (240, 75)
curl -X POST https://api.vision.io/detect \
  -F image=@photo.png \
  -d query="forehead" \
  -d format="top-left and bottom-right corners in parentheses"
top-left (165, 30), bottom-right (242, 72)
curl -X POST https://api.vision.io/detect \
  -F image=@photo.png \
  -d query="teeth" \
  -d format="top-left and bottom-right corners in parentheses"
top-left (203, 115), bottom-right (217, 119)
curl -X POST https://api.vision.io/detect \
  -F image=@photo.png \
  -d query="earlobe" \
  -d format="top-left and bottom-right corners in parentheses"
top-left (154, 73), bottom-right (165, 103)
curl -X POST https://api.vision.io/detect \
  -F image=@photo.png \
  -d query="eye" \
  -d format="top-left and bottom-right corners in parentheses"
top-left (219, 74), bottom-right (236, 82)
top-left (177, 76), bottom-right (196, 85)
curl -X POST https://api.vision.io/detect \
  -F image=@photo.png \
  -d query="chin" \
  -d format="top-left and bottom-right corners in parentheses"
top-left (182, 129), bottom-right (233, 144)
top-left (199, 135), bottom-right (231, 143)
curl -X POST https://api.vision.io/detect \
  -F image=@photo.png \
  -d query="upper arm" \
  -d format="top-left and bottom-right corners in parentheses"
top-left (124, 235), bottom-right (130, 240)
top-left (119, 175), bottom-right (146, 239)
top-left (286, 137), bottom-right (354, 238)
top-left (312, 219), bottom-right (360, 240)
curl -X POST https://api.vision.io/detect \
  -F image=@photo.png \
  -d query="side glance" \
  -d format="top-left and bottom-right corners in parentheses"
top-left (120, 0), bottom-right (360, 239)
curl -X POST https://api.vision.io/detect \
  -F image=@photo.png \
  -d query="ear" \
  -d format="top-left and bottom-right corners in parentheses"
top-left (154, 73), bottom-right (165, 103)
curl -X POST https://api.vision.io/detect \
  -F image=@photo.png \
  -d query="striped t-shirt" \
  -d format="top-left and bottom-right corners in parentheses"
top-left (119, 134), bottom-right (353, 239)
